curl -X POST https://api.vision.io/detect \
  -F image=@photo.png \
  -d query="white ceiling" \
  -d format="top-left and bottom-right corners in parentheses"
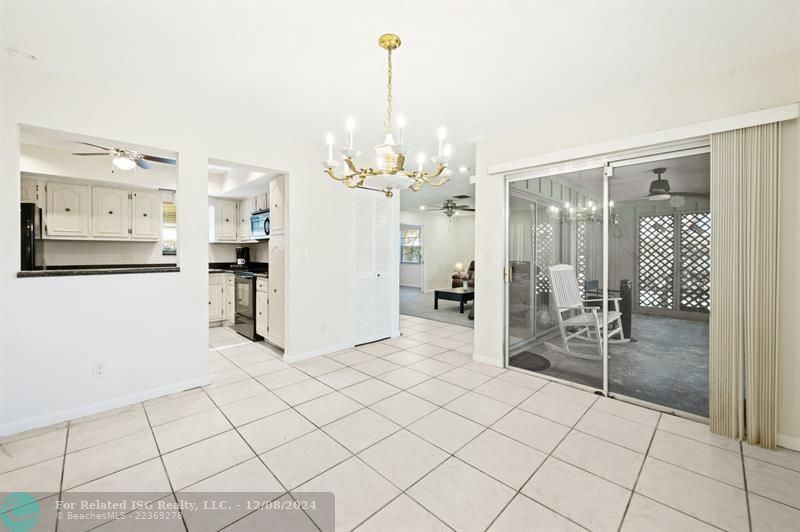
top-left (207, 158), bottom-right (282, 199)
top-left (3, 2), bottom-right (797, 208)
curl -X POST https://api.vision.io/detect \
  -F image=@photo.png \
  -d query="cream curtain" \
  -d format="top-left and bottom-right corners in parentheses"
top-left (709, 122), bottom-right (780, 448)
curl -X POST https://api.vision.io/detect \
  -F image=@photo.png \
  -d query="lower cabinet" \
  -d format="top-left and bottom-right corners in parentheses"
top-left (256, 290), bottom-right (269, 338)
top-left (209, 276), bottom-right (224, 323)
top-left (224, 274), bottom-right (235, 325)
top-left (268, 240), bottom-right (285, 347)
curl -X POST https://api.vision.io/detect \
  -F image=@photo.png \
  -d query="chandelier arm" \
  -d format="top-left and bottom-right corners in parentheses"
top-left (395, 153), bottom-right (405, 171)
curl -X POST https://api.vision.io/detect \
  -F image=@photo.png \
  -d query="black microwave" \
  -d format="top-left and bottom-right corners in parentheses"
top-left (250, 210), bottom-right (270, 240)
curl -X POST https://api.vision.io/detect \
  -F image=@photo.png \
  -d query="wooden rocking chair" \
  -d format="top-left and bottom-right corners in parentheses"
top-left (545, 264), bottom-right (627, 360)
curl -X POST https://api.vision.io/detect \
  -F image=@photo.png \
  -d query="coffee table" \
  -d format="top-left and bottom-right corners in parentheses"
top-left (434, 288), bottom-right (475, 314)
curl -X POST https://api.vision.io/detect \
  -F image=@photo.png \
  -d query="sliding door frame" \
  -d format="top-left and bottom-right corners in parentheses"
top-left (503, 139), bottom-right (712, 415)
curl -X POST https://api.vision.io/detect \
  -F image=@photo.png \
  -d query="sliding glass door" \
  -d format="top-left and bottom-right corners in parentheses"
top-left (607, 153), bottom-right (711, 416)
top-left (506, 171), bottom-right (604, 390)
top-left (505, 148), bottom-right (711, 416)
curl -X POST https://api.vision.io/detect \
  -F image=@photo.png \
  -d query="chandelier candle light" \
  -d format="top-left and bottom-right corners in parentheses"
top-left (322, 34), bottom-right (453, 198)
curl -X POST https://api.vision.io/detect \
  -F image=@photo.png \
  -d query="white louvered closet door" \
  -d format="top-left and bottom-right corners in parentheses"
top-left (353, 190), bottom-right (394, 345)
top-left (372, 197), bottom-right (393, 340)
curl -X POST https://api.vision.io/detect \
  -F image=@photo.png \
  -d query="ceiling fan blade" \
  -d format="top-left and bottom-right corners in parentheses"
top-left (454, 205), bottom-right (471, 209)
top-left (141, 154), bottom-right (177, 165)
top-left (75, 141), bottom-right (112, 152)
top-left (72, 152), bottom-right (110, 156)
top-left (672, 192), bottom-right (709, 198)
top-left (460, 208), bottom-right (476, 211)
top-left (135, 159), bottom-right (152, 170)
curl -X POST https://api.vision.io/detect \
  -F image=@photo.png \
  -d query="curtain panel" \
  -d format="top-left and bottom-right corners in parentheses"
top-left (709, 122), bottom-right (780, 448)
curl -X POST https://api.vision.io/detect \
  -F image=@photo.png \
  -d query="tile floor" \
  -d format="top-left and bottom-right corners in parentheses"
top-left (1, 315), bottom-right (798, 531)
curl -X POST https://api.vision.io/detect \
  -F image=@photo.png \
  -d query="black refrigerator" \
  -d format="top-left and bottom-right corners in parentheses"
top-left (20, 202), bottom-right (44, 270)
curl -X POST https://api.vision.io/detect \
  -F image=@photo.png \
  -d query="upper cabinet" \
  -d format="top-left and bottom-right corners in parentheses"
top-left (238, 198), bottom-right (254, 242)
top-left (46, 182), bottom-right (90, 238)
top-left (131, 190), bottom-right (161, 240)
top-left (39, 180), bottom-right (162, 241)
top-left (214, 199), bottom-right (238, 241)
top-left (21, 177), bottom-right (38, 203)
top-left (92, 186), bottom-right (130, 239)
top-left (269, 178), bottom-right (284, 234)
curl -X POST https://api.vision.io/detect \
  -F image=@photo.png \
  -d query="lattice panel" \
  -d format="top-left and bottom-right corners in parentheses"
top-left (534, 222), bottom-right (553, 295)
top-left (679, 212), bottom-right (711, 312)
top-left (576, 220), bottom-right (587, 298)
top-left (638, 215), bottom-right (675, 309)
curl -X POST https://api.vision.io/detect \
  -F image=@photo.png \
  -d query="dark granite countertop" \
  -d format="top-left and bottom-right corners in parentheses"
top-left (18, 265), bottom-right (180, 278)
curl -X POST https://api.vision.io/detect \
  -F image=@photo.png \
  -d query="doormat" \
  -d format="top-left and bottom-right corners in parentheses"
top-left (510, 351), bottom-right (552, 372)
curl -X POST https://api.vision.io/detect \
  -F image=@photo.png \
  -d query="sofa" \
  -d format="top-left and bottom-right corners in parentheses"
top-left (451, 260), bottom-right (475, 288)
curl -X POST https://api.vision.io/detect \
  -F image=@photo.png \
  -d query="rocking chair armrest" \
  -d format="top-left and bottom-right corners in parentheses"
top-left (582, 298), bottom-right (621, 303)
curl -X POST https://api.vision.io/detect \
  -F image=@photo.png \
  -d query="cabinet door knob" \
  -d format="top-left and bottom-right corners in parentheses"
top-left (108, 210), bottom-right (114, 215)
top-left (143, 213), bottom-right (148, 217)
top-left (65, 207), bottom-right (71, 212)
top-left (208, 301), bottom-right (211, 305)
top-left (377, 273), bottom-right (381, 277)
top-left (225, 218), bottom-right (230, 222)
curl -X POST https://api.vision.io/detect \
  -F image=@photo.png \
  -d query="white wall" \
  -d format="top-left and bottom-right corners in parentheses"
top-left (777, 119), bottom-right (800, 449)
top-left (473, 56), bottom-right (799, 443)
top-left (399, 211), bottom-right (475, 292)
top-left (1, 60), bottom-right (358, 435)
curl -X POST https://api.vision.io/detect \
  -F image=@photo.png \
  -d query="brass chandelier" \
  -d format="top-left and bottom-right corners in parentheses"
top-left (322, 34), bottom-right (453, 198)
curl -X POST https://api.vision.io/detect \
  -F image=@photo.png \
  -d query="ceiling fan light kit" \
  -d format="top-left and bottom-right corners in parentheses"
top-left (112, 156), bottom-right (136, 171)
top-left (322, 34), bottom-right (452, 198)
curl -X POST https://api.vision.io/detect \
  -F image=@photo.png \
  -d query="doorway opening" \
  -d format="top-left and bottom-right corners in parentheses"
top-left (506, 150), bottom-right (711, 417)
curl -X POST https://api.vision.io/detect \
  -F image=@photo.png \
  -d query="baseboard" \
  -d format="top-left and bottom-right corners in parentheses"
top-left (472, 353), bottom-right (504, 368)
top-left (777, 432), bottom-right (800, 451)
top-left (399, 284), bottom-right (421, 289)
top-left (283, 342), bottom-right (354, 364)
top-left (0, 376), bottom-right (210, 438)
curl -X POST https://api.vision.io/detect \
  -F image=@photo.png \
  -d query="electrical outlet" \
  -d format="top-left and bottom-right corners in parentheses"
top-left (93, 362), bottom-right (105, 378)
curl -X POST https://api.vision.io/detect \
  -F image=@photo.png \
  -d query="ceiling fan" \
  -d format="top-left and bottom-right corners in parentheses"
top-left (642, 167), bottom-right (709, 205)
top-left (72, 141), bottom-right (177, 171)
top-left (422, 196), bottom-right (475, 217)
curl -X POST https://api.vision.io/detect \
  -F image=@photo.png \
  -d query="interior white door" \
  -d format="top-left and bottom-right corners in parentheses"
top-left (353, 190), bottom-right (393, 344)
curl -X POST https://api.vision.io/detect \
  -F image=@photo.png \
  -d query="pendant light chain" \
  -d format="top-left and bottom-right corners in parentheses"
top-left (385, 48), bottom-right (393, 132)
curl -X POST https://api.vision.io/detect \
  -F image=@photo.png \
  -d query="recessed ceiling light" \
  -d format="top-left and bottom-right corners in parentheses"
top-left (458, 166), bottom-right (469, 173)
top-left (6, 46), bottom-right (37, 62)
top-left (419, 205), bottom-right (426, 210)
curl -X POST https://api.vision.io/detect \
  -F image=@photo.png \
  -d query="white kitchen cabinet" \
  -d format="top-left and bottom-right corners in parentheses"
top-left (131, 190), bottom-right (160, 240)
top-left (256, 290), bottom-right (268, 338)
top-left (267, 239), bottom-right (284, 347)
top-left (224, 273), bottom-right (235, 325)
top-left (21, 177), bottom-right (38, 203)
top-left (46, 182), bottom-right (90, 238)
top-left (268, 178), bottom-right (284, 234)
top-left (238, 198), bottom-right (253, 242)
top-left (255, 193), bottom-right (268, 212)
top-left (209, 275), bottom-right (224, 323)
top-left (214, 199), bottom-right (238, 241)
top-left (92, 187), bottom-right (131, 239)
